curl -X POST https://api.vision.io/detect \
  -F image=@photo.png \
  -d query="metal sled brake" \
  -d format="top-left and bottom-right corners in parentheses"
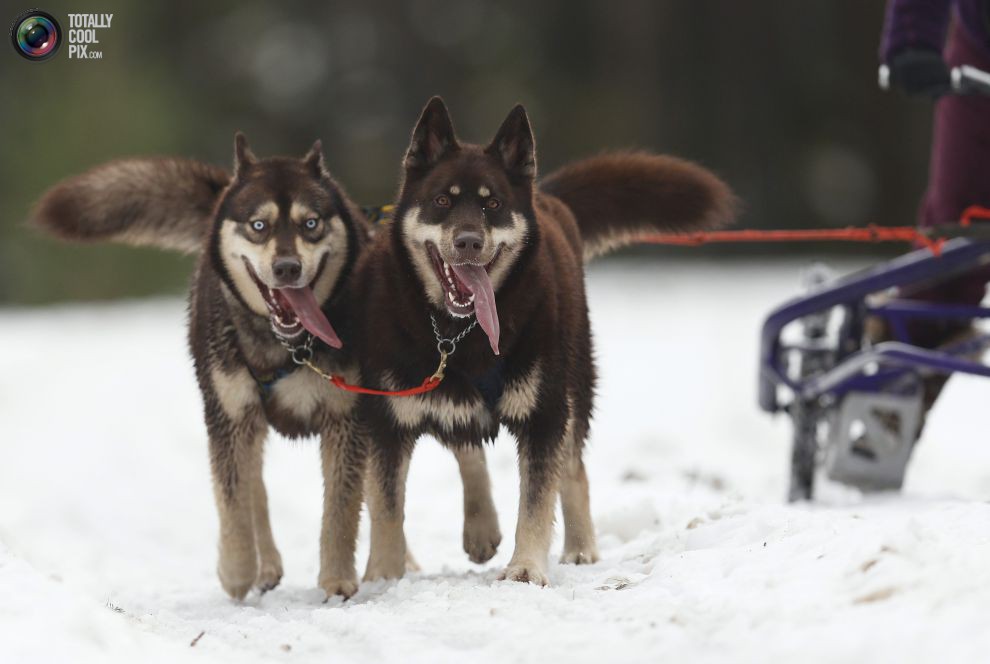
top-left (758, 238), bottom-right (990, 501)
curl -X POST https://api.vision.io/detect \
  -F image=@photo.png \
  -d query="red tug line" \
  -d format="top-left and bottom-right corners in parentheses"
top-left (636, 205), bottom-right (990, 256)
top-left (325, 374), bottom-right (441, 397)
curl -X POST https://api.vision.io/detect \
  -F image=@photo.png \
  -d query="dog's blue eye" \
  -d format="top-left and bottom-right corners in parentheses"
top-left (251, 220), bottom-right (267, 232)
top-left (305, 218), bottom-right (319, 230)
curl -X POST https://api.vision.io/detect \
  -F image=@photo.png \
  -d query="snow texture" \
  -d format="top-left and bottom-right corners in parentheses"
top-left (2, 259), bottom-right (990, 663)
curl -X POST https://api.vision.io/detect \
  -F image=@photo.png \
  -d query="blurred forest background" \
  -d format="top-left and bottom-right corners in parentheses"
top-left (0, 0), bottom-right (934, 304)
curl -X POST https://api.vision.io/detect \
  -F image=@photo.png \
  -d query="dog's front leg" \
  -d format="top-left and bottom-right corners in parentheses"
top-left (499, 432), bottom-right (565, 586)
top-left (559, 441), bottom-right (599, 565)
top-left (318, 418), bottom-right (366, 599)
top-left (202, 364), bottom-right (274, 600)
top-left (208, 418), bottom-right (267, 600)
top-left (363, 439), bottom-right (412, 582)
top-left (251, 445), bottom-right (284, 592)
top-left (453, 445), bottom-right (502, 563)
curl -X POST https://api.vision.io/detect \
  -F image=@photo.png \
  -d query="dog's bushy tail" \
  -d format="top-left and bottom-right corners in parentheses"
top-left (31, 158), bottom-right (230, 254)
top-left (539, 152), bottom-right (737, 261)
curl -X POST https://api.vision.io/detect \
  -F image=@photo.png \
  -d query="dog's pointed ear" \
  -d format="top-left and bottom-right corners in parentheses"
top-left (303, 139), bottom-right (328, 177)
top-left (404, 97), bottom-right (459, 170)
top-left (233, 132), bottom-right (257, 178)
top-left (486, 104), bottom-right (537, 181)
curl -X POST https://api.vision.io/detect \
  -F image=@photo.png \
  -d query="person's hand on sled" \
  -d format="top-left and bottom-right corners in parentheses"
top-left (880, 49), bottom-right (952, 97)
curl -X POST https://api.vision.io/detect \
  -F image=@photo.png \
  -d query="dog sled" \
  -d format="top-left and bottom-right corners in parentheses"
top-left (758, 65), bottom-right (990, 500)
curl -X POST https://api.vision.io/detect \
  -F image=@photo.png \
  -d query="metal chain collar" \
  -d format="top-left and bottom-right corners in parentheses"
top-left (430, 313), bottom-right (478, 355)
top-left (428, 314), bottom-right (477, 381)
top-left (278, 332), bottom-right (314, 366)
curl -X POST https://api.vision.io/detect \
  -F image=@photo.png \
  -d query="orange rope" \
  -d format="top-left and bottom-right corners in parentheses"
top-left (636, 224), bottom-right (948, 254)
top-left (325, 374), bottom-right (441, 396)
top-left (296, 354), bottom-right (445, 397)
top-left (637, 212), bottom-right (990, 255)
top-left (961, 205), bottom-right (990, 226)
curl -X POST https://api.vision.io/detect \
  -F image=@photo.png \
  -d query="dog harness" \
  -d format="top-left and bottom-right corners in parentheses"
top-left (247, 363), bottom-right (300, 398)
top-left (360, 204), bottom-right (395, 225)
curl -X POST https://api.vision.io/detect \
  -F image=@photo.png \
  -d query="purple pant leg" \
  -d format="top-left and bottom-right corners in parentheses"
top-left (904, 19), bottom-right (990, 347)
top-left (921, 21), bottom-right (990, 231)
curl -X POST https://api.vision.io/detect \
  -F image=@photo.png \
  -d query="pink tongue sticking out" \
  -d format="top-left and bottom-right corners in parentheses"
top-left (450, 263), bottom-right (500, 355)
top-left (277, 287), bottom-right (343, 349)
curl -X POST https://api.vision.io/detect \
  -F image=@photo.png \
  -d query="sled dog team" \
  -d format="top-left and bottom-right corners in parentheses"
top-left (34, 98), bottom-right (735, 599)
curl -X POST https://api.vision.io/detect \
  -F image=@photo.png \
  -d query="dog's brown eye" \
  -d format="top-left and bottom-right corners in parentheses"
top-left (434, 194), bottom-right (451, 208)
top-left (485, 198), bottom-right (501, 210)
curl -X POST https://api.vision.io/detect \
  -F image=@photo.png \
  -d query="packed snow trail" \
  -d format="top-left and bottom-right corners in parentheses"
top-left (2, 259), bottom-right (990, 663)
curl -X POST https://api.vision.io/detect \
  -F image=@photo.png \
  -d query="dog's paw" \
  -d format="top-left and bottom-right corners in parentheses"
top-left (256, 556), bottom-right (284, 593)
top-left (218, 553), bottom-right (258, 601)
top-left (464, 513), bottom-right (502, 564)
top-left (560, 546), bottom-right (600, 565)
top-left (498, 561), bottom-right (550, 586)
top-left (319, 576), bottom-right (359, 600)
top-left (363, 557), bottom-right (406, 582)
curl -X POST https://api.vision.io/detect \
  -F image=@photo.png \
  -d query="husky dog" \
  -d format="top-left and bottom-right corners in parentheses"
top-left (351, 98), bottom-right (736, 584)
top-left (32, 134), bottom-right (500, 599)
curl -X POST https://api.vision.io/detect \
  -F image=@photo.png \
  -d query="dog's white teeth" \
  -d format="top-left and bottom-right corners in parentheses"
top-left (272, 312), bottom-right (298, 329)
top-left (446, 294), bottom-right (473, 308)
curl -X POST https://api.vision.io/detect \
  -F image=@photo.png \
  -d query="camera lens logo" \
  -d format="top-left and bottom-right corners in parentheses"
top-left (10, 10), bottom-right (61, 61)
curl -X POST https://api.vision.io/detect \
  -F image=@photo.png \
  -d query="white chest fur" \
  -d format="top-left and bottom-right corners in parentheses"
top-left (382, 371), bottom-right (492, 432)
top-left (269, 366), bottom-right (357, 419)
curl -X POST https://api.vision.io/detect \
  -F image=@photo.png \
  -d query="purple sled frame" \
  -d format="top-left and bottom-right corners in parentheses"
top-left (759, 238), bottom-right (990, 414)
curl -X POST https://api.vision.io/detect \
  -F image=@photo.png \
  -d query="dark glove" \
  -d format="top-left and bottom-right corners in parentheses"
top-left (882, 49), bottom-right (951, 97)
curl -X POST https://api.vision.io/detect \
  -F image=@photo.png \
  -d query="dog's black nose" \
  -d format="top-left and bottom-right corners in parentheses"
top-left (453, 228), bottom-right (484, 259)
top-left (272, 257), bottom-right (302, 285)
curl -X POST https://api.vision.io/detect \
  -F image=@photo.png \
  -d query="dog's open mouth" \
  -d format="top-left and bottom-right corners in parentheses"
top-left (243, 258), bottom-right (342, 349)
top-left (426, 242), bottom-right (502, 355)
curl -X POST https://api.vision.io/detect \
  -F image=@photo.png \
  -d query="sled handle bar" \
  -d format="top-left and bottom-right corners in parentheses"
top-left (878, 64), bottom-right (990, 96)
top-left (952, 65), bottom-right (990, 95)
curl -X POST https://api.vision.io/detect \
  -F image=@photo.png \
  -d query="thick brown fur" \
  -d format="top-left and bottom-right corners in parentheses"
top-left (350, 97), bottom-right (736, 585)
top-left (540, 151), bottom-right (737, 259)
top-left (33, 158), bottom-right (230, 254)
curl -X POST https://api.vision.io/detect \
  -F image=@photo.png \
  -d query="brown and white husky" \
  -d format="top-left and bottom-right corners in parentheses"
top-left (350, 98), bottom-right (736, 585)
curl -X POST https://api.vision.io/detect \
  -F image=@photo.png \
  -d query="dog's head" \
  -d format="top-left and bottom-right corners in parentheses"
top-left (397, 97), bottom-right (537, 355)
top-left (211, 133), bottom-right (357, 348)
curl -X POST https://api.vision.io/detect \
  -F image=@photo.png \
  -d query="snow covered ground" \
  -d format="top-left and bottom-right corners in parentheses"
top-left (3, 259), bottom-right (990, 663)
